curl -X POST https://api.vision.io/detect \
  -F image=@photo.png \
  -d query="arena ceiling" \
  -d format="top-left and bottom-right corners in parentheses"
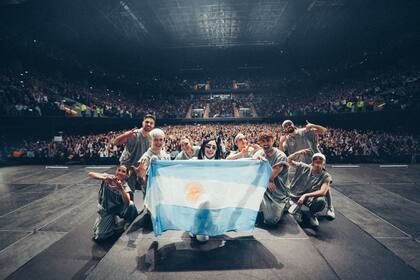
top-left (0, 0), bottom-right (419, 68)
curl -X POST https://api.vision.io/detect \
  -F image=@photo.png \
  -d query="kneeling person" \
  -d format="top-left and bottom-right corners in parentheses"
top-left (88, 165), bottom-right (138, 241)
top-left (287, 149), bottom-right (332, 227)
top-left (254, 131), bottom-right (289, 226)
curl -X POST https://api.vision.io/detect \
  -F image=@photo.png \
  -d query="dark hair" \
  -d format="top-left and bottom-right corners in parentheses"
top-left (117, 164), bottom-right (131, 177)
top-left (198, 137), bottom-right (223, 160)
top-left (143, 114), bottom-right (156, 122)
top-left (258, 131), bottom-right (275, 142)
top-left (232, 143), bottom-right (239, 152)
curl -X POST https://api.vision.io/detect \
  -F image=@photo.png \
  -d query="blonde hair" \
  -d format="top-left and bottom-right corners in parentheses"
top-left (149, 128), bottom-right (165, 139)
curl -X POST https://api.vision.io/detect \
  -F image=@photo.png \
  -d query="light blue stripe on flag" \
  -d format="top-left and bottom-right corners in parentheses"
top-left (145, 160), bottom-right (272, 236)
top-left (153, 205), bottom-right (259, 236)
top-left (148, 159), bottom-right (272, 188)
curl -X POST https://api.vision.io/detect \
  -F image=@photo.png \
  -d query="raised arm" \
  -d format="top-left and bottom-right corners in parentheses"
top-left (226, 144), bottom-right (262, 160)
top-left (226, 151), bottom-right (246, 160)
top-left (88, 172), bottom-right (109, 181)
top-left (112, 128), bottom-right (137, 146)
top-left (279, 135), bottom-right (287, 152)
top-left (113, 181), bottom-right (131, 205)
top-left (287, 148), bottom-right (311, 169)
top-left (305, 121), bottom-right (327, 134)
top-left (134, 158), bottom-right (149, 182)
top-left (89, 172), bottom-right (131, 204)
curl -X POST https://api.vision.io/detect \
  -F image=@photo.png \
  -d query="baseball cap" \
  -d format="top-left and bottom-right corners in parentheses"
top-left (282, 120), bottom-right (294, 128)
top-left (312, 152), bottom-right (326, 162)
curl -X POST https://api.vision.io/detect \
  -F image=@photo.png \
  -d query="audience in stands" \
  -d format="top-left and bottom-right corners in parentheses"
top-left (0, 70), bottom-right (190, 119)
top-left (253, 71), bottom-right (420, 117)
top-left (1, 68), bottom-right (419, 119)
top-left (2, 124), bottom-right (418, 164)
top-left (208, 98), bottom-right (234, 118)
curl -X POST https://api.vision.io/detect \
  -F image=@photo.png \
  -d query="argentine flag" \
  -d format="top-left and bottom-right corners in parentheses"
top-left (145, 160), bottom-right (272, 236)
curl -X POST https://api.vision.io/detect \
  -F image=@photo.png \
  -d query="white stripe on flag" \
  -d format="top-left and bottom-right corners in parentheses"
top-left (150, 176), bottom-right (266, 211)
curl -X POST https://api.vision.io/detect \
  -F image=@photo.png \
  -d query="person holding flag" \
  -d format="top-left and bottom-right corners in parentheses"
top-left (134, 128), bottom-right (170, 190)
top-left (253, 131), bottom-right (290, 226)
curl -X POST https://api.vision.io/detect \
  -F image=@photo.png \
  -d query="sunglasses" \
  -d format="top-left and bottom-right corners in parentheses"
top-left (205, 144), bottom-right (217, 150)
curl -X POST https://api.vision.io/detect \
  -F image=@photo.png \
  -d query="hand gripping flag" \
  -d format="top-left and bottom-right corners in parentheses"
top-left (145, 160), bottom-right (272, 236)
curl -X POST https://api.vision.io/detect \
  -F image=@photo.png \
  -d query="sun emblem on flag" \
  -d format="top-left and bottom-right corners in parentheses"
top-left (185, 182), bottom-right (203, 203)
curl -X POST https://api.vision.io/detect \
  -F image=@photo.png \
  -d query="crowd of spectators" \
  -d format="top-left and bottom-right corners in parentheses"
top-left (254, 70), bottom-right (420, 117)
top-left (0, 71), bottom-right (64, 117)
top-left (208, 98), bottom-right (234, 118)
top-left (183, 73), bottom-right (280, 91)
top-left (0, 70), bottom-right (191, 119)
top-left (1, 67), bottom-right (419, 120)
top-left (190, 99), bottom-right (208, 118)
top-left (1, 132), bottom-right (123, 164)
top-left (2, 124), bottom-right (418, 164)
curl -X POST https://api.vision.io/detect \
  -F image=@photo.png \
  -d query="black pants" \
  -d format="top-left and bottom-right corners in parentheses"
top-left (306, 197), bottom-right (327, 215)
top-left (291, 196), bottom-right (327, 216)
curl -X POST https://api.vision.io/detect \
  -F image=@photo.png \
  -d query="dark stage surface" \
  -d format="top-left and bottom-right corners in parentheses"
top-left (0, 165), bottom-right (419, 280)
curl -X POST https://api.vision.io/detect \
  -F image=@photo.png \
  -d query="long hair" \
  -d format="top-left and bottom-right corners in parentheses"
top-left (117, 164), bottom-right (131, 180)
top-left (198, 137), bottom-right (223, 160)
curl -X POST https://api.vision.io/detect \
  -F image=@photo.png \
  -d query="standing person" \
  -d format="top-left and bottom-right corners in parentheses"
top-left (134, 128), bottom-right (171, 190)
top-left (254, 131), bottom-right (289, 225)
top-left (226, 133), bottom-right (262, 160)
top-left (175, 137), bottom-right (200, 160)
top-left (287, 149), bottom-right (332, 227)
top-left (88, 165), bottom-right (138, 242)
top-left (113, 114), bottom-right (155, 192)
top-left (280, 120), bottom-right (325, 163)
top-left (280, 120), bottom-right (335, 220)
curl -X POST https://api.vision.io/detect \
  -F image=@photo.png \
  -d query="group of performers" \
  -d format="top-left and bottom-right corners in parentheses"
top-left (88, 114), bottom-right (335, 242)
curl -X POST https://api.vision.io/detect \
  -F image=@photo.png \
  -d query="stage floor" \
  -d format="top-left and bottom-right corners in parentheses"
top-left (0, 164), bottom-right (419, 280)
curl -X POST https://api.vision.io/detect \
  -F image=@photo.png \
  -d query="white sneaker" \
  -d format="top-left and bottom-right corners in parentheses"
top-left (196, 234), bottom-right (209, 242)
top-left (288, 201), bottom-right (299, 214)
top-left (309, 215), bottom-right (319, 227)
top-left (326, 207), bottom-right (336, 220)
